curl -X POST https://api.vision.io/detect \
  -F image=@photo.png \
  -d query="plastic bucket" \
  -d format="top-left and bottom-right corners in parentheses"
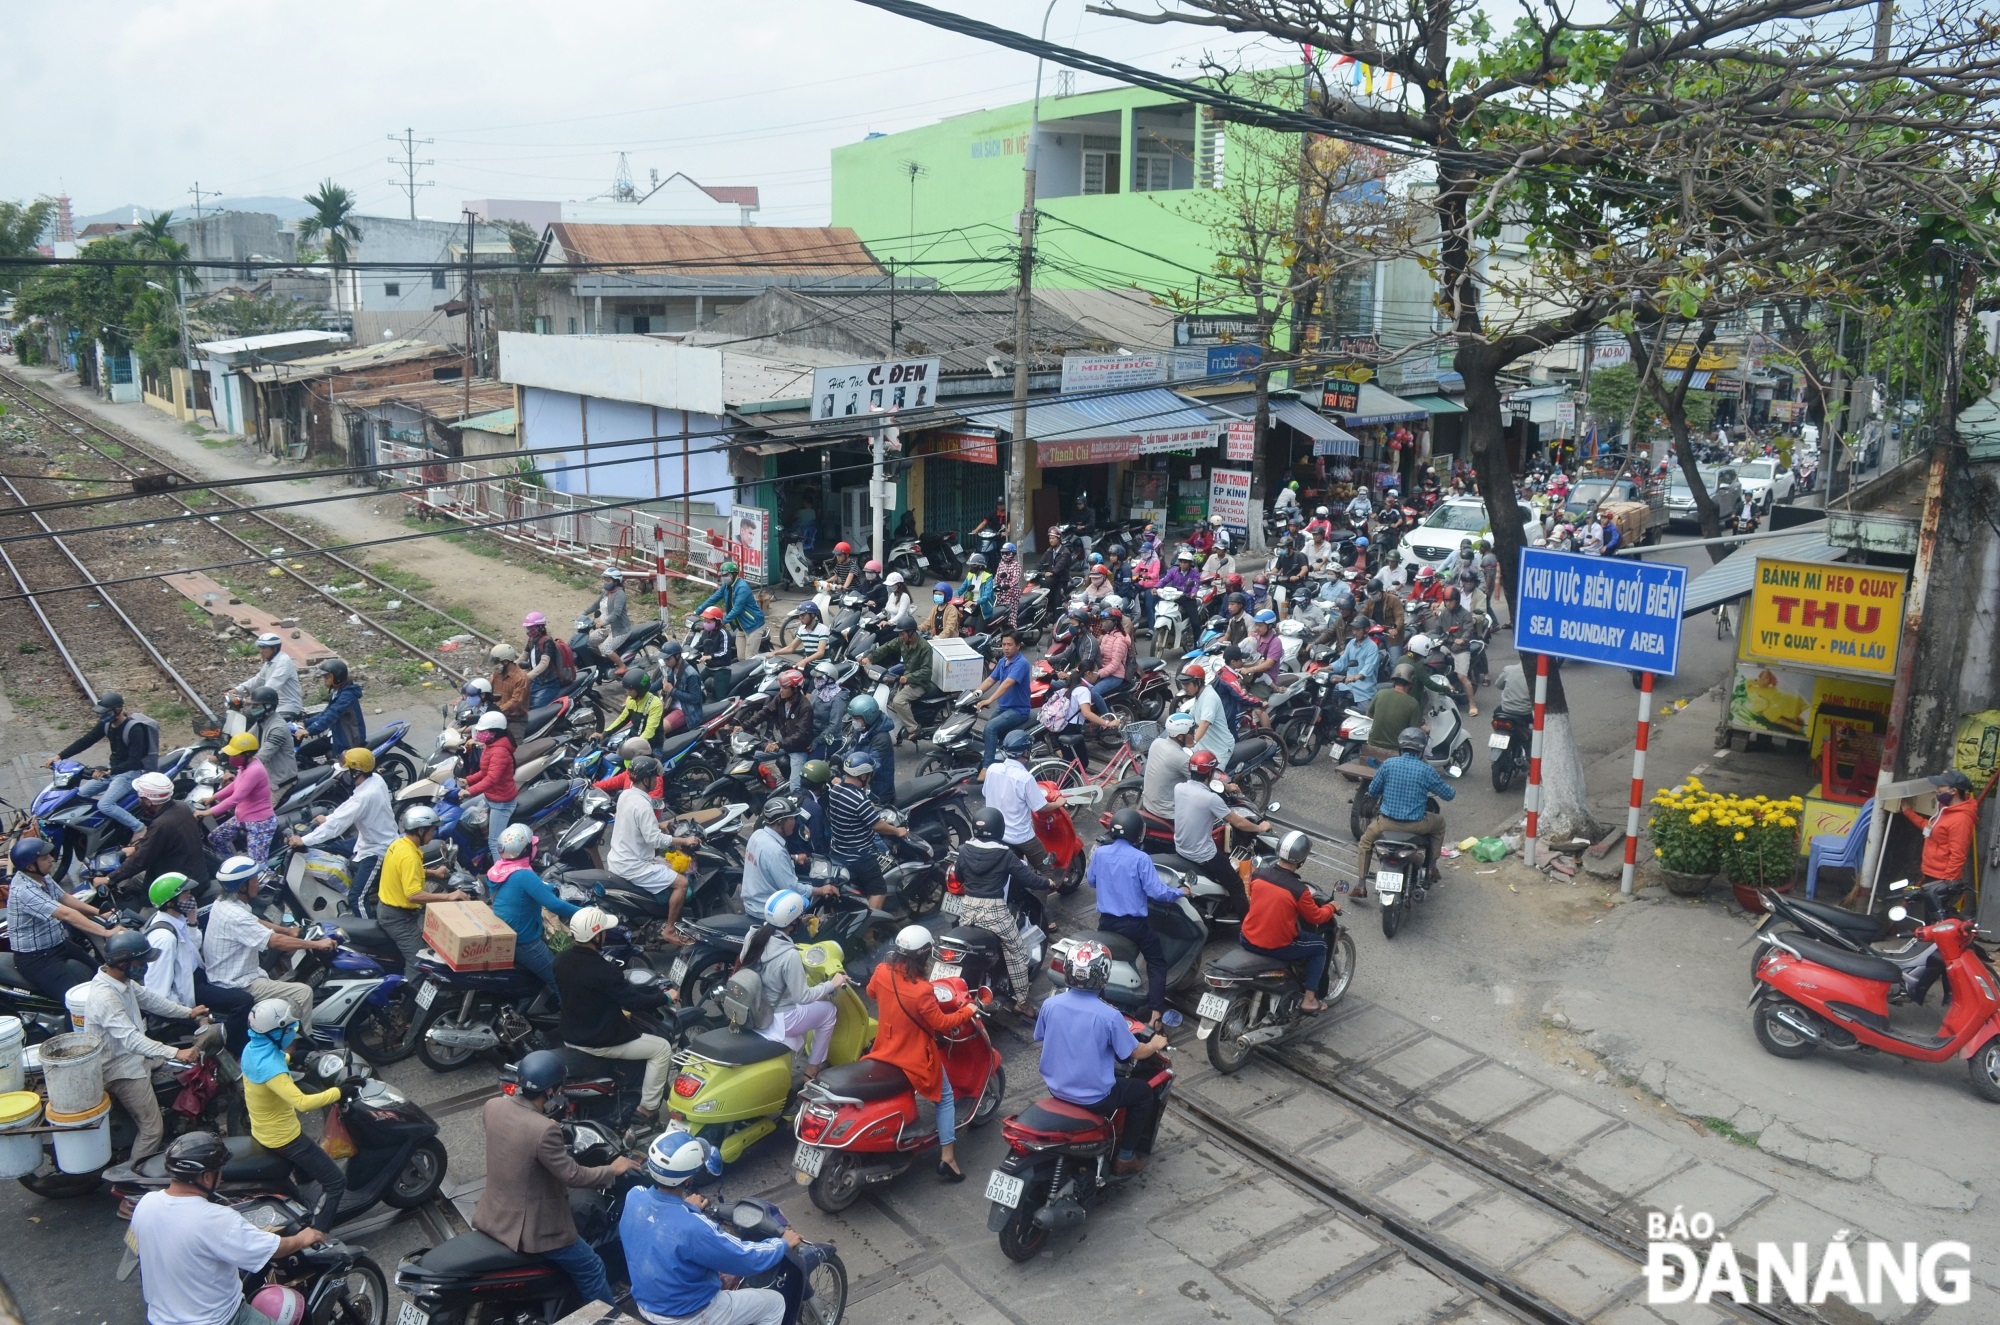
top-left (46, 1095), bottom-right (111, 1175)
top-left (0, 1091), bottom-right (42, 1179)
top-left (0, 1017), bottom-right (23, 1095)
top-left (64, 985), bottom-right (89, 1031)
top-left (38, 1031), bottom-right (106, 1116)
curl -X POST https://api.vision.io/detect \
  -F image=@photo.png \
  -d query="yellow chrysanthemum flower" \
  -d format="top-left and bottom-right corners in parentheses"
top-left (1734, 831), bottom-right (1746, 841)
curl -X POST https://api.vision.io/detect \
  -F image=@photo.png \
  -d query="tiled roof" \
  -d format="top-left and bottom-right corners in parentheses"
top-left (544, 224), bottom-right (881, 276)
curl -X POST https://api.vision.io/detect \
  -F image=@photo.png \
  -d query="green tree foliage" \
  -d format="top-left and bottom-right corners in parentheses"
top-left (0, 198), bottom-right (55, 297)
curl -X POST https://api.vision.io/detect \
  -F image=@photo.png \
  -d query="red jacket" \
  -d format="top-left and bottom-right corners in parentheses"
top-left (866, 961), bottom-right (975, 1101)
top-left (464, 735), bottom-right (518, 803)
top-left (1241, 864), bottom-right (1334, 950)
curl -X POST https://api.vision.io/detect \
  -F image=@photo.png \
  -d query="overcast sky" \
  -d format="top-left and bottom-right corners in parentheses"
top-left (5, 1), bottom-right (1292, 226)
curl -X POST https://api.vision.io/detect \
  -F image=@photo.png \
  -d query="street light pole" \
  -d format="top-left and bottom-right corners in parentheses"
top-left (1007, 0), bottom-right (1060, 554)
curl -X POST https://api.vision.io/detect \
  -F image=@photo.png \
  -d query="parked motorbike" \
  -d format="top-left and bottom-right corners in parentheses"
top-left (1750, 876), bottom-right (1966, 1000)
top-left (985, 1017), bottom-right (1173, 1261)
top-left (1488, 706), bottom-right (1532, 793)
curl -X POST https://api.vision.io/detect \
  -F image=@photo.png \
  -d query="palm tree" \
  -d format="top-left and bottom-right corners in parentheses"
top-left (298, 181), bottom-right (362, 318)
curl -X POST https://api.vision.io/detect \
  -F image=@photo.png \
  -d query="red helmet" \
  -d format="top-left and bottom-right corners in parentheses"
top-left (779, 669), bottom-right (805, 689)
top-left (835, 541), bottom-right (853, 555)
top-left (1226, 573), bottom-right (1244, 590)
top-left (701, 605), bottom-right (725, 621)
top-left (1180, 664), bottom-right (1206, 685)
top-left (1188, 749), bottom-right (1220, 778)
top-left (1416, 566), bottom-right (1436, 581)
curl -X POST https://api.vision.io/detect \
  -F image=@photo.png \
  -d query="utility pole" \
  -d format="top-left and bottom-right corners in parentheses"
top-left (187, 183), bottom-right (219, 221)
top-left (388, 129), bottom-right (436, 221)
top-left (462, 210), bottom-right (476, 418)
top-left (1008, 0), bottom-right (1061, 554)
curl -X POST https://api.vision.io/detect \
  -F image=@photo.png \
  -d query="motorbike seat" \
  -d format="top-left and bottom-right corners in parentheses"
top-left (416, 1231), bottom-right (545, 1277)
top-left (553, 1045), bottom-right (631, 1085)
top-left (1775, 935), bottom-right (1904, 985)
top-left (559, 869), bottom-right (630, 891)
top-left (1073, 929), bottom-right (1139, 965)
top-left (514, 736), bottom-right (561, 767)
top-left (1375, 831), bottom-right (1428, 849)
top-left (659, 730), bottom-right (704, 763)
top-left (1018, 1098), bottom-right (1114, 1134)
top-left (289, 765), bottom-right (339, 795)
top-left (814, 1058), bottom-right (911, 1102)
top-left (1210, 947), bottom-right (1294, 979)
top-left (523, 700), bottom-right (567, 732)
top-left (129, 1135), bottom-right (292, 1186)
top-left (689, 913), bottom-right (756, 944)
top-left (895, 773), bottom-right (951, 810)
top-left (687, 1028), bottom-right (793, 1066)
top-left (334, 916), bottom-right (393, 950)
top-left (1136, 657), bottom-right (1165, 674)
top-left (602, 887), bottom-right (672, 919)
top-left (1783, 898), bottom-right (1888, 942)
top-left (1227, 736), bottom-right (1274, 771)
top-left (511, 779), bottom-right (573, 820)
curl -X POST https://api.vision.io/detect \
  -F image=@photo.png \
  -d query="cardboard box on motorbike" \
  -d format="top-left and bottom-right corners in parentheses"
top-left (422, 901), bottom-right (516, 972)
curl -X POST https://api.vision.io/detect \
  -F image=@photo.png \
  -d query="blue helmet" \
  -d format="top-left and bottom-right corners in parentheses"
top-left (798, 601), bottom-right (821, 618)
top-left (8, 837), bottom-right (52, 871)
top-left (846, 694), bottom-right (880, 724)
top-left (1001, 542), bottom-right (1018, 554)
top-left (842, 749), bottom-right (877, 776)
top-left (659, 641), bottom-right (683, 658)
top-left (1355, 535), bottom-right (1370, 548)
top-left (215, 855), bottom-right (260, 892)
top-left (646, 1129), bottom-right (723, 1189)
top-left (1001, 728), bottom-right (1033, 755)
top-left (1253, 609), bottom-right (1278, 625)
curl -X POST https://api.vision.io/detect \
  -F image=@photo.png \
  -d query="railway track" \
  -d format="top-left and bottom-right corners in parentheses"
top-left (0, 371), bottom-right (497, 683)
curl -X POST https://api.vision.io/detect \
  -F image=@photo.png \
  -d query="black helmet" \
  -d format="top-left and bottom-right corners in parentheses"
top-left (971, 807), bottom-right (1004, 841)
top-left (627, 756), bottom-right (662, 787)
top-left (514, 1049), bottom-right (568, 1098)
top-left (94, 691), bottom-right (125, 716)
top-left (965, 553), bottom-right (988, 570)
top-left (1110, 807), bottom-right (1146, 846)
top-left (318, 658), bottom-right (350, 685)
top-left (1107, 543), bottom-right (1128, 559)
top-left (104, 931), bottom-right (158, 972)
top-left (623, 671), bottom-right (653, 694)
top-left (163, 1131), bottom-right (230, 1182)
top-left (248, 686), bottom-right (279, 712)
top-left (1398, 727), bottom-right (1427, 754)
top-left (893, 612), bottom-right (919, 634)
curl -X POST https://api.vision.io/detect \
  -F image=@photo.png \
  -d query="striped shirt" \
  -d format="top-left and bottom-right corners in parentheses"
top-left (826, 781), bottom-right (883, 861)
top-left (793, 625), bottom-right (830, 662)
top-left (4, 874), bottom-right (70, 953)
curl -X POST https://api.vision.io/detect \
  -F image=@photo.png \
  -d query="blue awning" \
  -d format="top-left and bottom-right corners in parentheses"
top-left (1331, 383), bottom-right (1429, 427)
top-left (1679, 526), bottom-right (1841, 615)
top-left (961, 387), bottom-right (1215, 450)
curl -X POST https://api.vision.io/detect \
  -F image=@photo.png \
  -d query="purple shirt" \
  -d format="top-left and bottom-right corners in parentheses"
top-left (1251, 631), bottom-right (1282, 665)
top-left (1034, 989), bottom-right (1134, 1105)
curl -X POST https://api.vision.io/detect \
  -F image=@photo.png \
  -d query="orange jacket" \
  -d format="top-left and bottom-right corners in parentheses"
top-left (1903, 798), bottom-right (1979, 884)
top-left (1241, 865), bottom-right (1335, 950)
top-left (866, 961), bottom-right (975, 1101)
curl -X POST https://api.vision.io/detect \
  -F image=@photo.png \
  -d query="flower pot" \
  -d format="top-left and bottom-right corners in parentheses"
top-left (1659, 867), bottom-right (1715, 898)
top-left (1731, 880), bottom-right (1793, 914)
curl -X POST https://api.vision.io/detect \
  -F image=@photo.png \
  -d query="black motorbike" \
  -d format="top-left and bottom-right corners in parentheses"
top-left (1488, 706), bottom-right (1532, 793)
top-left (1355, 794), bottom-right (1442, 940)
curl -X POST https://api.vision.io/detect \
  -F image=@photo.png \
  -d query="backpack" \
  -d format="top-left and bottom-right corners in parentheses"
top-left (546, 637), bottom-right (577, 685)
top-left (1374, 647), bottom-right (1395, 683)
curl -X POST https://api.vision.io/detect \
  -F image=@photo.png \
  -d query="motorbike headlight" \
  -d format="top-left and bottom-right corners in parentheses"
top-left (583, 789), bottom-right (612, 816)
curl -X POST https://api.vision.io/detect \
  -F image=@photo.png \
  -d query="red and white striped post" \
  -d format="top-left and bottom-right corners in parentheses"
top-left (654, 525), bottom-right (669, 623)
top-left (1523, 653), bottom-right (1549, 868)
top-left (1621, 671), bottom-right (1655, 895)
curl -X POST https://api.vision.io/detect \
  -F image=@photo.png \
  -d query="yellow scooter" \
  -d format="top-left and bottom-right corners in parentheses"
top-left (666, 940), bottom-right (876, 1164)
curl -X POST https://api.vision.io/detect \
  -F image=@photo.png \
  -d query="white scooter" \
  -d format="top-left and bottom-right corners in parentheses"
top-left (1152, 586), bottom-right (1193, 653)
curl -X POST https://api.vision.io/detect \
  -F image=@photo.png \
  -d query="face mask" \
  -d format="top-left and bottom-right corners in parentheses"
top-left (934, 593), bottom-right (948, 605)
top-left (475, 730), bottom-right (496, 744)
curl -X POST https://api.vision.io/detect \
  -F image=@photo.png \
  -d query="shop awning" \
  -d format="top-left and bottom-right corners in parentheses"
top-left (1680, 527), bottom-right (1843, 616)
top-left (1331, 383), bottom-right (1429, 427)
top-left (1403, 393), bottom-right (1466, 415)
top-left (963, 387), bottom-right (1217, 467)
top-left (1271, 398), bottom-right (1358, 450)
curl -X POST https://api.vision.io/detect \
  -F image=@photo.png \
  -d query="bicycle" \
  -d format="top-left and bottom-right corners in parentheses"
top-left (1028, 719), bottom-right (1155, 833)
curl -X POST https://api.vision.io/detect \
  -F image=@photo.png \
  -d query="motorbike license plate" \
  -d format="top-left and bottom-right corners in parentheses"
top-left (929, 962), bottom-right (963, 980)
top-left (952, 542), bottom-right (964, 555)
top-left (397, 1301), bottom-right (430, 1325)
top-left (1487, 734), bottom-right (1510, 751)
top-left (986, 1170), bottom-right (1025, 1209)
top-left (938, 893), bottom-right (963, 917)
top-left (414, 982), bottom-right (437, 1010)
top-left (916, 556), bottom-right (930, 568)
top-left (1375, 870), bottom-right (1405, 896)
top-left (1196, 992), bottom-right (1232, 1021)
top-left (668, 957), bottom-right (690, 986)
top-left (793, 1142), bottom-right (826, 1179)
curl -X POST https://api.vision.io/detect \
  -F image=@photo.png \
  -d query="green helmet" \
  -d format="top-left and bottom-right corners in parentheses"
top-left (801, 758), bottom-right (834, 787)
top-left (720, 560), bottom-right (740, 576)
top-left (149, 871), bottom-right (195, 908)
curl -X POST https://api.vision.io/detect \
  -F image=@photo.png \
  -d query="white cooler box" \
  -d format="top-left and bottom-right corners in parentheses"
top-left (930, 637), bottom-right (986, 692)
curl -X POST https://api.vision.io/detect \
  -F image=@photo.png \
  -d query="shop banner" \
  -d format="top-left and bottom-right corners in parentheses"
top-left (1729, 662), bottom-right (1813, 738)
top-left (1514, 547), bottom-right (1686, 674)
top-left (1321, 381), bottom-right (1360, 413)
top-left (1175, 314), bottom-right (1261, 346)
top-left (810, 357), bottom-right (941, 420)
top-left (1208, 468), bottom-right (1251, 537)
top-left (1172, 344), bottom-right (1262, 386)
top-left (1038, 435), bottom-right (1139, 467)
top-left (920, 428), bottom-right (999, 465)
top-left (1060, 353), bottom-right (1167, 394)
top-left (1743, 558), bottom-right (1906, 677)
top-left (1225, 420), bottom-right (1255, 461)
top-left (728, 505), bottom-right (770, 584)
top-left (1809, 674), bottom-right (1891, 757)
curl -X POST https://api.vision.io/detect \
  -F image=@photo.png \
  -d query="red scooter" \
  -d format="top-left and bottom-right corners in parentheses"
top-left (1751, 909), bottom-right (2000, 1100)
top-left (789, 977), bottom-right (1006, 1213)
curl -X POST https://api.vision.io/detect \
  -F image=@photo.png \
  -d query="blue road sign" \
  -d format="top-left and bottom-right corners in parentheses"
top-left (1514, 548), bottom-right (1687, 675)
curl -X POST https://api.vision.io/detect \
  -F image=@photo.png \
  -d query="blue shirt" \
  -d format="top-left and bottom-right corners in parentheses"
top-left (990, 652), bottom-right (1032, 712)
top-left (699, 579), bottom-right (766, 632)
top-left (620, 1186), bottom-right (787, 1320)
top-left (487, 866), bottom-right (579, 941)
top-left (1331, 637), bottom-right (1380, 707)
top-left (1086, 837), bottom-right (1181, 918)
top-left (1367, 753), bottom-right (1456, 822)
top-left (1034, 989), bottom-right (1134, 1105)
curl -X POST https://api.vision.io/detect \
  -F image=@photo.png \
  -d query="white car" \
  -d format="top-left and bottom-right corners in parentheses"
top-left (1398, 496), bottom-right (1540, 569)
top-left (1733, 457), bottom-right (1794, 509)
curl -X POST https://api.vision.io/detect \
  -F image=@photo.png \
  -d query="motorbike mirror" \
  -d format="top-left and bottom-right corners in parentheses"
top-left (1888, 905), bottom-right (1909, 922)
top-left (1447, 765), bottom-right (1464, 779)
top-left (1266, 801), bottom-right (1281, 813)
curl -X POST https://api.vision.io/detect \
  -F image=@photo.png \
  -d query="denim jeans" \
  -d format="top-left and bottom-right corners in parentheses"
top-left (529, 679), bottom-right (563, 709)
top-left (487, 798), bottom-right (517, 850)
top-left (982, 707), bottom-right (1031, 767)
top-left (1089, 674), bottom-right (1126, 712)
top-left (785, 751), bottom-right (807, 793)
top-left (540, 1236), bottom-right (613, 1307)
top-left (84, 771), bottom-right (143, 833)
top-left (513, 936), bottom-right (558, 994)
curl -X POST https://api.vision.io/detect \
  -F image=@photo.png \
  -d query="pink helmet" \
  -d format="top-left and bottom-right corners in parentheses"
top-left (250, 1286), bottom-right (306, 1325)
top-left (523, 611), bottom-right (546, 630)
top-left (864, 559), bottom-right (883, 574)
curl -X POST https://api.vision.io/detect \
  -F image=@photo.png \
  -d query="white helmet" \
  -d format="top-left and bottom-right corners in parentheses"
top-left (255, 632), bottom-right (284, 650)
top-left (894, 924), bottom-right (933, 957)
top-left (133, 772), bottom-right (175, 802)
top-left (497, 823), bottom-right (534, 860)
top-left (645, 1129), bottom-right (721, 1188)
top-left (764, 891), bottom-right (806, 928)
top-left (401, 805), bottom-right (438, 832)
top-left (568, 906), bottom-right (619, 943)
top-left (1163, 712), bottom-right (1196, 739)
top-left (1208, 515), bottom-right (1224, 527)
top-left (247, 999), bottom-right (296, 1036)
top-left (1406, 633), bottom-right (1434, 658)
top-left (884, 571), bottom-right (905, 587)
top-left (1316, 506), bottom-right (1330, 517)
top-left (488, 644), bottom-right (519, 664)
top-left (475, 711), bottom-right (509, 733)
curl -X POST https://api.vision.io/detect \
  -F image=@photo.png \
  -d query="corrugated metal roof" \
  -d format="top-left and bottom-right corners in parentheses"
top-left (337, 377), bottom-right (513, 420)
top-left (242, 338), bottom-right (456, 383)
top-left (961, 387), bottom-right (1214, 445)
top-left (195, 329), bottom-right (348, 356)
top-left (1404, 393), bottom-right (1466, 415)
top-left (544, 224), bottom-right (883, 276)
top-left (1680, 527), bottom-right (1843, 615)
top-left (456, 407), bottom-right (517, 435)
top-left (1273, 398), bottom-right (1356, 444)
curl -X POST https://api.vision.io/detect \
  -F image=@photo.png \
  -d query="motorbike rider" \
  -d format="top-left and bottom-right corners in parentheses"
top-left (922, 584), bottom-right (963, 639)
top-left (623, 1131), bottom-right (794, 1325)
top-left (232, 634), bottom-right (303, 721)
top-left (827, 541), bottom-right (859, 594)
top-left (1177, 664), bottom-right (1235, 766)
top-left (131, 1132), bottom-right (326, 1325)
top-left (1475, 539), bottom-right (1505, 627)
top-left (1174, 751), bottom-right (1269, 920)
top-left (462, 710), bottom-right (519, 850)
top-left (604, 671), bottom-right (667, 751)
top-left (242, 998), bottom-right (347, 1231)
top-left (1186, 519), bottom-right (1215, 560)
top-left (870, 614), bottom-right (937, 746)
top-left (958, 552), bottom-right (992, 625)
top-left (1367, 664), bottom-right (1425, 754)
top-left (1242, 831), bottom-right (1337, 1012)
top-left (1201, 537), bottom-right (1238, 589)
top-left (144, 872), bottom-right (253, 1031)
top-left (4, 837), bottom-right (115, 1001)
top-left (740, 891), bottom-right (851, 1080)
top-left (238, 685), bottom-right (298, 795)
top-left (867, 925), bottom-right (981, 1181)
top-left (753, 668), bottom-right (816, 790)
top-left (1140, 712), bottom-right (1196, 829)
top-left (97, 772), bottom-right (210, 902)
top-left (1306, 505), bottom-right (1335, 541)
top-left (1902, 769), bottom-right (1979, 893)
top-left (826, 751), bottom-right (907, 913)
top-left (807, 660), bottom-right (848, 762)
top-left (555, 906), bottom-right (676, 1140)
top-left (659, 642), bottom-right (705, 729)
top-left (1034, 938), bottom-right (1168, 1174)
top-left (196, 731), bottom-right (276, 866)
top-left (1408, 631), bottom-right (1475, 716)
top-left (1088, 808), bottom-right (1190, 1028)
top-left (792, 759), bottom-right (835, 857)
top-left (52, 690), bottom-right (159, 836)
top-left (983, 727), bottom-right (1057, 882)
top-left (1354, 727), bottom-right (1455, 903)
top-left (488, 644), bottom-right (531, 742)
top-left (295, 658), bottom-right (365, 765)
top-left (608, 757), bottom-right (703, 933)
top-left (699, 560), bottom-right (766, 659)
top-left (1272, 478), bottom-right (1301, 519)
top-left (972, 630), bottom-right (1034, 768)
top-left (742, 794), bottom-right (835, 917)
top-left (1495, 659), bottom-right (1533, 719)
top-left (1328, 616), bottom-right (1381, 715)
top-left (523, 611), bottom-right (577, 709)
top-left (1040, 663), bottom-right (1118, 772)
top-left (1216, 592), bottom-right (1251, 647)
top-left (884, 570), bottom-right (915, 621)
top-left (776, 599), bottom-right (832, 667)
top-left (692, 606), bottom-right (733, 668)
top-left (1240, 610), bottom-right (1284, 694)
top-left (588, 567), bottom-right (634, 651)
top-left (841, 694), bottom-right (898, 804)
top-left (473, 1049), bottom-right (641, 1308)
top-left (1088, 607), bottom-right (1131, 712)
top-left (201, 855), bottom-right (331, 1048)
top-left (1156, 547), bottom-right (1203, 608)
top-left (370, 809), bottom-right (469, 972)
top-left (1272, 533), bottom-right (1311, 604)
top-left (593, 736), bottom-right (661, 795)
top-left (955, 807), bottom-right (1045, 1014)
top-left (291, 747), bottom-right (397, 913)
top-left (489, 823), bottom-right (579, 992)
top-left (857, 558), bottom-right (891, 611)
top-left (1346, 488), bottom-right (1374, 526)
top-left (83, 930), bottom-right (202, 1163)
top-left (1130, 540), bottom-right (1162, 630)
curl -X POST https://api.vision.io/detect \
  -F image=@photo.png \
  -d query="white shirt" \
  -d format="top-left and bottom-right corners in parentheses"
top-left (300, 772), bottom-right (397, 859)
top-left (202, 896), bottom-right (272, 989)
top-left (80, 970), bottom-right (188, 1083)
top-left (982, 757), bottom-right (1048, 847)
top-left (144, 911), bottom-right (201, 1007)
top-left (1305, 539), bottom-right (1333, 569)
top-left (240, 651), bottom-right (303, 716)
top-left (1272, 487), bottom-right (1299, 514)
top-left (608, 786), bottom-right (674, 880)
top-left (132, 1191), bottom-right (281, 1325)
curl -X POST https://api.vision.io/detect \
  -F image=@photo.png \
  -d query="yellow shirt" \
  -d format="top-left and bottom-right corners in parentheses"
top-left (376, 835), bottom-right (426, 912)
top-left (245, 1071), bottom-right (340, 1148)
